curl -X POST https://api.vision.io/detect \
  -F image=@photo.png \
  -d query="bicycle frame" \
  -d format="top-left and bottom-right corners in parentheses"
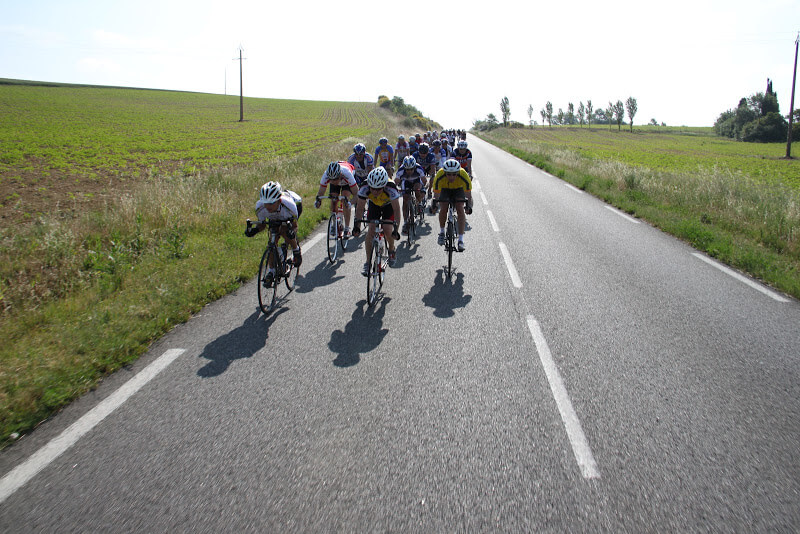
top-left (357, 218), bottom-right (393, 306)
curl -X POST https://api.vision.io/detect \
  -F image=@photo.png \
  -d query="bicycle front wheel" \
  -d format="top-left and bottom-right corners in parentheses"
top-left (445, 220), bottom-right (455, 279)
top-left (327, 214), bottom-right (338, 263)
top-left (258, 246), bottom-right (280, 313)
top-left (367, 247), bottom-right (379, 306)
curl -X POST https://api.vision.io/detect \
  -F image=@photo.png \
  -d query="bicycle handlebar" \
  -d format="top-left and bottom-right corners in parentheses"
top-left (354, 218), bottom-right (396, 226)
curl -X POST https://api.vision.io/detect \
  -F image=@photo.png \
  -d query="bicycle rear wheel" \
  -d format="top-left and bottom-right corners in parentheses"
top-left (257, 246), bottom-right (280, 313)
top-left (406, 199), bottom-right (416, 246)
top-left (284, 253), bottom-right (298, 292)
top-left (326, 214), bottom-right (338, 263)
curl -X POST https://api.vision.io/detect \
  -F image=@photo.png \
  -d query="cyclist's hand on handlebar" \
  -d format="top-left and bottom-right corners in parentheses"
top-left (465, 204), bottom-right (473, 215)
top-left (314, 199), bottom-right (321, 209)
top-left (352, 224), bottom-right (361, 237)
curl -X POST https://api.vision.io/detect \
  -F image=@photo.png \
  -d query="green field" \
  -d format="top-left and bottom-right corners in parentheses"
top-left (0, 80), bottom-right (404, 445)
top-left (477, 125), bottom-right (800, 301)
top-left (488, 125), bottom-right (799, 188)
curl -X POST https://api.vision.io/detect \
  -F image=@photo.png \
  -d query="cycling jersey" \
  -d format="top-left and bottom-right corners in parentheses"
top-left (347, 153), bottom-right (374, 181)
top-left (255, 192), bottom-right (299, 223)
top-left (453, 148), bottom-right (472, 169)
top-left (320, 161), bottom-right (357, 188)
top-left (395, 165), bottom-right (426, 190)
top-left (433, 167), bottom-right (472, 193)
top-left (412, 151), bottom-right (437, 170)
top-left (374, 144), bottom-right (394, 166)
top-left (357, 181), bottom-right (402, 207)
top-left (394, 141), bottom-right (411, 163)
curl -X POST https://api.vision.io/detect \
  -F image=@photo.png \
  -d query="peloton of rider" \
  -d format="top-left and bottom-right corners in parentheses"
top-left (432, 159), bottom-right (473, 252)
top-left (395, 155), bottom-right (427, 235)
top-left (352, 167), bottom-right (402, 275)
top-left (245, 181), bottom-right (303, 283)
top-left (314, 161), bottom-right (359, 237)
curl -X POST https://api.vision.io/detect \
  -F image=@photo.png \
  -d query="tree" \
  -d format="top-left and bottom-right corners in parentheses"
top-left (578, 102), bottom-right (585, 127)
top-left (566, 103), bottom-right (575, 125)
top-left (625, 97), bottom-right (638, 132)
top-left (649, 118), bottom-right (659, 126)
top-left (605, 102), bottom-right (615, 130)
top-left (500, 96), bottom-right (511, 126)
top-left (613, 100), bottom-right (625, 131)
top-left (714, 88), bottom-right (786, 142)
top-left (527, 104), bottom-right (534, 128)
top-left (545, 101), bottom-right (553, 127)
top-left (540, 108), bottom-right (547, 127)
top-left (557, 108), bottom-right (565, 125)
top-left (586, 100), bottom-right (593, 126)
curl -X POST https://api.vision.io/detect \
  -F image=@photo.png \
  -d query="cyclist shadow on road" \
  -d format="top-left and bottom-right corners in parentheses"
top-left (422, 270), bottom-right (472, 318)
top-left (328, 298), bottom-right (390, 368)
top-left (196, 308), bottom-right (288, 378)
top-left (294, 257), bottom-right (346, 294)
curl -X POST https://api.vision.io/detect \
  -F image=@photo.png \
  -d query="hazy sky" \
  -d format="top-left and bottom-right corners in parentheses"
top-left (2, 0), bottom-right (797, 128)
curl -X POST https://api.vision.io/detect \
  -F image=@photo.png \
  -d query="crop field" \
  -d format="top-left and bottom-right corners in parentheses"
top-left (0, 80), bottom-right (402, 444)
top-left (489, 126), bottom-right (799, 189)
top-left (0, 80), bottom-right (390, 224)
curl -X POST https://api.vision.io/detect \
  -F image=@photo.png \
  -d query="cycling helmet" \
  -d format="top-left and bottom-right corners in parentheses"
top-left (367, 166), bottom-right (389, 188)
top-left (442, 159), bottom-right (461, 173)
top-left (403, 155), bottom-right (417, 170)
top-left (326, 161), bottom-right (341, 179)
top-left (353, 143), bottom-right (366, 155)
top-left (457, 140), bottom-right (468, 149)
top-left (432, 139), bottom-right (441, 147)
top-left (398, 134), bottom-right (405, 141)
top-left (260, 181), bottom-right (282, 204)
top-left (379, 137), bottom-right (388, 144)
top-left (418, 143), bottom-right (429, 155)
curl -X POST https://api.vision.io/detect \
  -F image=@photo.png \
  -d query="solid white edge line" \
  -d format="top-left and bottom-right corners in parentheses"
top-left (526, 317), bottom-right (600, 479)
top-left (0, 348), bottom-right (187, 505)
top-left (304, 232), bottom-right (325, 251)
top-left (564, 183), bottom-right (584, 194)
top-left (479, 191), bottom-right (488, 205)
top-left (486, 210), bottom-right (500, 232)
top-left (604, 205), bottom-right (640, 224)
top-left (498, 242), bottom-right (523, 288)
top-left (691, 253), bottom-right (789, 303)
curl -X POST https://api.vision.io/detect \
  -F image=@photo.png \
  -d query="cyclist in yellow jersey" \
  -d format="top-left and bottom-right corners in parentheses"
top-left (433, 159), bottom-right (473, 251)
top-left (352, 167), bottom-right (403, 275)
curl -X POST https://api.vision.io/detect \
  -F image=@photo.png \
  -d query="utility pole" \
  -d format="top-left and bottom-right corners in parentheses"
top-left (233, 46), bottom-right (246, 122)
top-left (786, 32), bottom-right (799, 159)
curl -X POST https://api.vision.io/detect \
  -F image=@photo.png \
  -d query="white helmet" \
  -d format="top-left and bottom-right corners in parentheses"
top-left (367, 166), bottom-right (389, 188)
top-left (457, 140), bottom-right (468, 149)
top-left (403, 155), bottom-right (416, 170)
top-left (326, 161), bottom-right (341, 179)
top-left (260, 181), bottom-right (282, 204)
top-left (442, 159), bottom-right (461, 173)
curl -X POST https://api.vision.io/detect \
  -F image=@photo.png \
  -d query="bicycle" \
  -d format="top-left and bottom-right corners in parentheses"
top-left (319, 194), bottom-right (350, 263)
top-left (442, 199), bottom-right (467, 279)
top-left (355, 218), bottom-right (394, 307)
top-left (401, 187), bottom-right (418, 246)
top-left (248, 219), bottom-right (299, 314)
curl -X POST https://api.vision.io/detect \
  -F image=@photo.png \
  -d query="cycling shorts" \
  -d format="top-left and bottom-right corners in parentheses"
top-left (399, 178), bottom-right (423, 192)
top-left (437, 189), bottom-right (467, 204)
top-left (328, 184), bottom-right (353, 196)
top-left (367, 201), bottom-right (395, 222)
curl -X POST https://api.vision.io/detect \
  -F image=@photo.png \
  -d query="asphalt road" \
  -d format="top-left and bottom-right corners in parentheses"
top-left (2, 136), bottom-right (799, 532)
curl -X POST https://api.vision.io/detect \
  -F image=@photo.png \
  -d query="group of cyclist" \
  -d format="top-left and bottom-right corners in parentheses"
top-left (245, 130), bottom-right (474, 282)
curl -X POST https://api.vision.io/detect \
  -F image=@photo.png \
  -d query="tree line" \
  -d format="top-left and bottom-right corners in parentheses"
top-left (475, 97), bottom-right (646, 132)
top-left (713, 79), bottom-right (798, 143)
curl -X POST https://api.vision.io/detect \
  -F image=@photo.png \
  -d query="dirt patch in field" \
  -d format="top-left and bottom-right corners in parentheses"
top-left (0, 164), bottom-right (127, 228)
